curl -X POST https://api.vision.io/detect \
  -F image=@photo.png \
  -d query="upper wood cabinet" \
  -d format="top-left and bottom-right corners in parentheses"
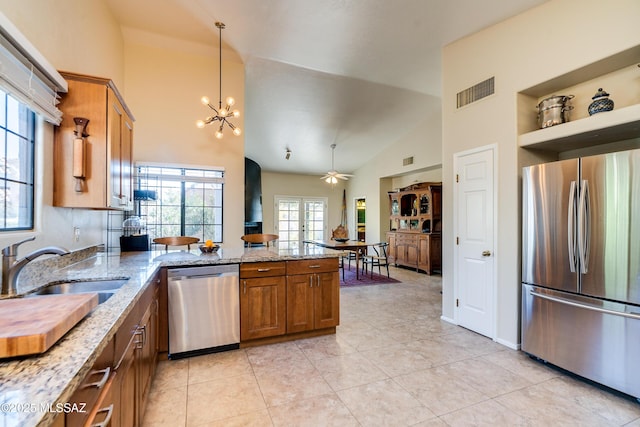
top-left (388, 182), bottom-right (441, 233)
top-left (54, 72), bottom-right (134, 210)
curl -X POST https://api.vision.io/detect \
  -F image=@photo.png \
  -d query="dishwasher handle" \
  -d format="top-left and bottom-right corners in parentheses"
top-left (168, 272), bottom-right (236, 281)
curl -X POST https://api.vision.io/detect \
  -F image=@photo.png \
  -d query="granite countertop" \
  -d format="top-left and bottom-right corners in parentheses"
top-left (0, 245), bottom-right (340, 427)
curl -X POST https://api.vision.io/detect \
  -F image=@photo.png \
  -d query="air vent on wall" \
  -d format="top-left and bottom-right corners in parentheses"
top-left (456, 77), bottom-right (495, 108)
top-left (403, 156), bottom-right (414, 166)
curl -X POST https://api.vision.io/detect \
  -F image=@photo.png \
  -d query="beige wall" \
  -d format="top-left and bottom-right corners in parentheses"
top-left (262, 172), bottom-right (346, 241)
top-left (347, 107), bottom-right (442, 244)
top-left (0, 1), bottom-right (124, 254)
top-left (122, 30), bottom-right (245, 248)
top-left (441, 0), bottom-right (640, 347)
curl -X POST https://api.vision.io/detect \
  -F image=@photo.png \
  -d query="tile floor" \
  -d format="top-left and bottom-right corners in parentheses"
top-left (142, 267), bottom-right (640, 426)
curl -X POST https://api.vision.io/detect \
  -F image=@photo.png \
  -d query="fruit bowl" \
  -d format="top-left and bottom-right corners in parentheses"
top-left (333, 238), bottom-right (349, 243)
top-left (199, 244), bottom-right (220, 253)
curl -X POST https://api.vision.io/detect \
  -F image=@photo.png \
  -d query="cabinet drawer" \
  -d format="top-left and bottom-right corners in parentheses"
top-left (287, 258), bottom-right (338, 275)
top-left (240, 262), bottom-right (286, 278)
top-left (395, 234), bottom-right (418, 245)
top-left (66, 336), bottom-right (114, 426)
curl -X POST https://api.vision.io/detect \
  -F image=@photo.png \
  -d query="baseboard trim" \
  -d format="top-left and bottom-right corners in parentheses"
top-left (440, 315), bottom-right (456, 325)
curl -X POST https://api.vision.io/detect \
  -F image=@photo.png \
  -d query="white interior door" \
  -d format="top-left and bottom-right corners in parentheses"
top-left (454, 145), bottom-right (496, 338)
top-left (275, 196), bottom-right (327, 249)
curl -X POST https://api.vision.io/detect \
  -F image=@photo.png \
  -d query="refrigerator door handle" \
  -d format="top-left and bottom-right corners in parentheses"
top-left (567, 180), bottom-right (577, 273)
top-left (530, 290), bottom-right (640, 320)
top-left (577, 179), bottom-right (591, 274)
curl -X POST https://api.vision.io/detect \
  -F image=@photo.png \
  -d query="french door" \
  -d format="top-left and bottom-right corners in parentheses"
top-left (275, 197), bottom-right (327, 250)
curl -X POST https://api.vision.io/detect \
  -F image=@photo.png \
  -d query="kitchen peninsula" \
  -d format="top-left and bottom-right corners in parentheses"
top-left (0, 245), bottom-right (340, 427)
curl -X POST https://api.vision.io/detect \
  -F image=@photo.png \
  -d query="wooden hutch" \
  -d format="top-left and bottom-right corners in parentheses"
top-left (386, 182), bottom-right (441, 274)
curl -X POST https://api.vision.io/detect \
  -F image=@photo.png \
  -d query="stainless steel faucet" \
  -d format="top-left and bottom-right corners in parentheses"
top-left (1, 237), bottom-right (70, 296)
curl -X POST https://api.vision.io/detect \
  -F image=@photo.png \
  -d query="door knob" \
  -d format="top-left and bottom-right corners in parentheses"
top-left (482, 250), bottom-right (491, 257)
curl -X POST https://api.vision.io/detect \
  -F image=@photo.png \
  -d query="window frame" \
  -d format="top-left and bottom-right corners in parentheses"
top-left (135, 163), bottom-right (225, 243)
top-left (0, 90), bottom-right (35, 231)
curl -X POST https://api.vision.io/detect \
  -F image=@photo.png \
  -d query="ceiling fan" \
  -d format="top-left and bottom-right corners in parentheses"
top-left (321, 143), bottom-right (353, 184)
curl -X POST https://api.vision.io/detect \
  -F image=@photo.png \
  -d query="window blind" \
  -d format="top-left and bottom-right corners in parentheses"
top-left (0, 12), bottom-right (67, 124)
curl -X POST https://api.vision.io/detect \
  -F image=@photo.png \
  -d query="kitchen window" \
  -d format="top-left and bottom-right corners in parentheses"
top-left (0, 89), bottom-right (35, 231)
top-left (136, 164), bottom-right (224, 243)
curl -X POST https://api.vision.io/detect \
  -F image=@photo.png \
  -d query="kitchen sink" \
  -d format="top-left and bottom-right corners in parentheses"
top-left (27, 279), bottom-right (128, 304)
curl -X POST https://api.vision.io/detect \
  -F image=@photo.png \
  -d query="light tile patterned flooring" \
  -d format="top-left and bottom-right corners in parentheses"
top-left (142, 267), bottom-right (640, 426)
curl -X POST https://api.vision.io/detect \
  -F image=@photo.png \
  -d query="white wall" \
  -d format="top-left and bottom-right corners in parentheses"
top-left (122, 30), bottom-right (245, 249)
top-left (441, 0), bottom-right (640, 347)
top-left (0, 0), bottom-right (124, 254)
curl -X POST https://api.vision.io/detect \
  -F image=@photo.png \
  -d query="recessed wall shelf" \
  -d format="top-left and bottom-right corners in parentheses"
top-left (518, 103), bottom-right (640, 151)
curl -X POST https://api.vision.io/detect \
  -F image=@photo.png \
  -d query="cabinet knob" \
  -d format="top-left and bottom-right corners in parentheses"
top-left (482, 250), bottom-right (491, 257)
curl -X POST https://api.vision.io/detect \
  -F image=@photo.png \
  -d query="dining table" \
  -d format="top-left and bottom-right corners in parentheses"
top-left (305, 239), bottom-right (373, 279)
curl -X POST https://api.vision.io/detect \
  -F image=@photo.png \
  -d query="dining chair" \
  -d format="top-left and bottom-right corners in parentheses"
top-left (152, 236), bottom-right (200, 250)
top-left (362, 242), bottom-right (390, 278)
top-left (342, 250), bottom-right (359, 271)
top-left (241, 233), bottom-right (279, 247)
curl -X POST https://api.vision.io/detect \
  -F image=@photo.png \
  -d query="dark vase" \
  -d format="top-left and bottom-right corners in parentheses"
top-left (588, 88), bottom-right (614, 116)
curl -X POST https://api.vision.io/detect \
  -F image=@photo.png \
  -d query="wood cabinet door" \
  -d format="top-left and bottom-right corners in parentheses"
top-left (418, 235), bottom-right (430, 272)
top-left (117, 336), bottom-right (137, 427)
top-left (286, 273), bottom-right (314, 333)
top-left (314, 272), bottom-right (340, 329)
top-left (387, 233), bottom-right (397, 264)
top-left (120, 110), bottom-right (133, 209)
top-left (406, 243), bottom-right (419, 268)
top-left (137, 296), bottom-right (157, 423)
top-left (431, 235), bottom-right (442, 271)
top-left (395, 241), bottom-right (407, 265)
top-left (240, 276), bottom-right (286, 340)
top-left (107, 89), bottom-right (133, 209)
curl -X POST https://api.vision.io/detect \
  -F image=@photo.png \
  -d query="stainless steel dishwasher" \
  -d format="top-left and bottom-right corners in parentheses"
top-left (167, 264), bottom-right (240, 359)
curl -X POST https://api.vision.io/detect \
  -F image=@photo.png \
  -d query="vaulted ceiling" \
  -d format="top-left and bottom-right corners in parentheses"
top-left (106, 0), bottom-right (548, 175)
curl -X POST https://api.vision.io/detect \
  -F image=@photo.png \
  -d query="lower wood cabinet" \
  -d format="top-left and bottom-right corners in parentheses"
top-left (387, 232), bottom-right (441, 274)
top-left (78, 271), bottom-right (160, 427)
top-left (116, 333), bottom-right (137, 427)
top-left (137, 289), bottom-right (158, 422)
top-left (65, 336), bottom-right (114, 427)
top-left (240, 262), bottom-right (287, 341)
top-left (239, 258), bottom-right (340, 345)
top-left (85, 374), bottom-right (116, 427)
top-left (286, 259), bottom-right (340, 333)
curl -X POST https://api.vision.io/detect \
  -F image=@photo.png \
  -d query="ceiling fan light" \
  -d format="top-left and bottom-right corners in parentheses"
top-left (325, 177), bottom-right (331, 184)
top-left (331, 176), bottom-right (337, 184)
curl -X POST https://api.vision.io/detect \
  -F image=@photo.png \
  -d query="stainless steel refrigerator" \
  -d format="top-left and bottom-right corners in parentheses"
top-left (522, 148), bottom-right (640, 399)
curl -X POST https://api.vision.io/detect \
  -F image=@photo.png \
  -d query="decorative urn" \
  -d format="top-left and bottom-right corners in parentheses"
top-left (588, 88), bottom-right (614, 116)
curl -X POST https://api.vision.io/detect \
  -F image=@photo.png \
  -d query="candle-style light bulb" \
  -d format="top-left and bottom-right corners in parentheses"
top-left (225, 97), bottom-right (235, 106)
top-left (233, 127), bottom-right (242, 136)
top-left (201, 96), bottom-right (210, 105)
top-left (196, 120), bottom-right (205, 128)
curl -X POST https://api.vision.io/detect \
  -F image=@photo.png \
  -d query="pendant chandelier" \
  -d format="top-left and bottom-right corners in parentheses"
top-left (196, 22), bottom-right (241, 139)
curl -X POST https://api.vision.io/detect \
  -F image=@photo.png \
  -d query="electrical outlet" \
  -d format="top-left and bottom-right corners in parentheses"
top-left (73, 227), bottom-right (80, 242)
